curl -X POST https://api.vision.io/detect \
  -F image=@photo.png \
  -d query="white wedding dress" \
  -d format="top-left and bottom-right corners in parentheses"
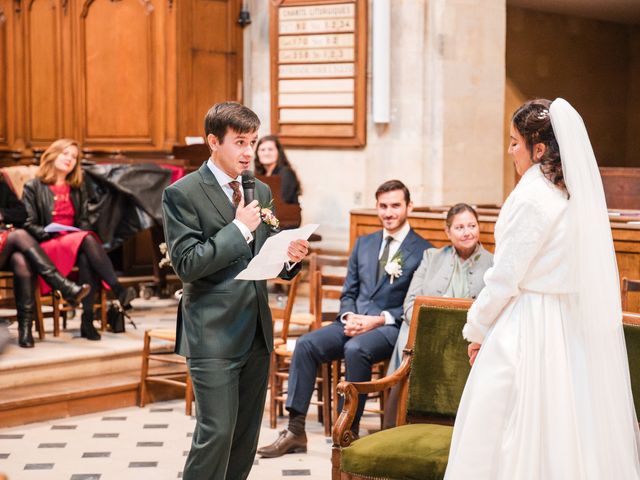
top-left (444, 100), bottom-right (640, 479)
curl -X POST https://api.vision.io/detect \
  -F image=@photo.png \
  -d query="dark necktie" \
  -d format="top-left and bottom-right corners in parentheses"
top-left (229, 181), bottom-right (242, 209)
top-left (377, 236), bottom-right (393, 281)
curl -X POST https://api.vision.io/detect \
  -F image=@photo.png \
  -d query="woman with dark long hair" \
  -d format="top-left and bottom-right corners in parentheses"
top-left (444, 99), bottom-right (640, 478)
top-left (22, 139), bottom-right (135, 342)
top-left (255, 135), bottom-right (301, 204)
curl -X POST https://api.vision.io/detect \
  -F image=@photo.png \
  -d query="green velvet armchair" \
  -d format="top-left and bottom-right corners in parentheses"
top-left (623, 312), bottom-right (640, 420)
top-left (331, 296), bottom-right (473, 480)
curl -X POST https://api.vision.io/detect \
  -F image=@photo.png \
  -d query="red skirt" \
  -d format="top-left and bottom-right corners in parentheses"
top-left (0, 229), bottom-right (11, 256)
top-left (39, 231), bottom-right (96, 294)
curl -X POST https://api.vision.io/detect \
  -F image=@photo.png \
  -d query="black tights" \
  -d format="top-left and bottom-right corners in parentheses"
top-left (0, 230), bottom-right (40, 317)
top-left (0, 229), bottom-right (42, 272)
top-left (76, 234), bottom-right (121, 317)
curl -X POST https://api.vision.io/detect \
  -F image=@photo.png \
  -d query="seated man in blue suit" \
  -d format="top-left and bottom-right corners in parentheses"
top-left (258, 179), bottom-right (432, 457)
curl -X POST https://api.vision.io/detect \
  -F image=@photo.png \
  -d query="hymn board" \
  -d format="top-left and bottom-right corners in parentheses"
top-left (269, 0), bottom-right (367, 147)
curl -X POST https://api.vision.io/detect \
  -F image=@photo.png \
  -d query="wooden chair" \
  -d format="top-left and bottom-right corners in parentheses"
top-left (310, 257), bottom-right (390, 431)
top-left (622, 277), bottom-right (640, 312)
top-left (270, 266), bottom-right (350, 435)
top-left (269, 274), bottom-right (333, 432)
top-left (270, 275), bottom-right (302, 348)
top-left (256, 175), bottom-right (301, 229)
top-left (308, 253), bottom-right (348, 322)
top-left (331, 297), bottom-right (473, 480)
top-left (48, 285), bottom-right (108, 333)
top-left (139, 329), bottom-right (193, 415)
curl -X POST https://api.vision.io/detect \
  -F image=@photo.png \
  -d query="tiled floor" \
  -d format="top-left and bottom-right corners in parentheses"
top-left (0, 291), bottom-right (365, 480)
top-left (0, 398), bottom-right (341, 480)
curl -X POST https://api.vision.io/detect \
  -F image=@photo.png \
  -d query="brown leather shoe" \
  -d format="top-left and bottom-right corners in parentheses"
top-left (257, 429), bottom-right (307, 458)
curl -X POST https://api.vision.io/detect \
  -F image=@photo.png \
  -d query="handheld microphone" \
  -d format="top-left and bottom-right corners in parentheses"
top-left (241, 170), bottom-right (255, 204)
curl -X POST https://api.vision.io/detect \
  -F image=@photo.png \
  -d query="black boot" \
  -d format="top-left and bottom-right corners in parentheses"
top-left (24, 247), bottom-right (90, 305)
top-left (80, 311), bottom-right (101, 341)
top-left (14, 275), bottom-right (36, 348)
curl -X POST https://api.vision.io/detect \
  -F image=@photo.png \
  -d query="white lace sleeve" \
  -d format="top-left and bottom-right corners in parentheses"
top-left (463, 197), bottom-right (553, 343)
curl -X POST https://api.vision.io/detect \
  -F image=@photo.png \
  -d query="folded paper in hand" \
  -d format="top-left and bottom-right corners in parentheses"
top-left (235, 224), bottom-right (319, 281)
top-left (44, 223), bottom-right (81, 233)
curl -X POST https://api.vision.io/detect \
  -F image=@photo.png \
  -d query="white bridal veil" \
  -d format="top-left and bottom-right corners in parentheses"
top-left (550, 98), bottom-right (640, 477)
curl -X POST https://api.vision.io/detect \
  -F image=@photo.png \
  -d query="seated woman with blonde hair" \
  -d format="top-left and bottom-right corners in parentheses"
top-left (0, 179), bottom-right (89, 348)
top-left (22, 139), bottom-right (136, 341)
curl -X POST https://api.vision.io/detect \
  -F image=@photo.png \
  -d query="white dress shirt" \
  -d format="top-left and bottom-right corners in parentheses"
top-left (207, 159), bottom-right (253, 244)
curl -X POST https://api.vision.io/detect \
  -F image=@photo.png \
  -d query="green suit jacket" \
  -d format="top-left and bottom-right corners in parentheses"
top-left (162, 162), bottom-right (300, 358)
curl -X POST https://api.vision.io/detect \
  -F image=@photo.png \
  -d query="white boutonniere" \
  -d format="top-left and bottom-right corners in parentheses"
top-left (260, 202), bottom-right (280, 229)
top-left (384, 253), bottom-right (403, 284)
top-left (158, 242), bottom-right (172, 268)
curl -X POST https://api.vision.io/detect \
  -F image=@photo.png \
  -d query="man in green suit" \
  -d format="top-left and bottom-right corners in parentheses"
top-left (162, 102), bottom-right (309, 480)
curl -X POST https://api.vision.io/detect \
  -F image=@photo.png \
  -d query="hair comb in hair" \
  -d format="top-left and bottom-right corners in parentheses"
top-left (536, 109), bottom-right (549, 120)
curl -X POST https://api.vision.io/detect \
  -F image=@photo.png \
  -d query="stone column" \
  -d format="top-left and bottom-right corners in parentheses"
top-left (422, 0), bottom-right (506, 206)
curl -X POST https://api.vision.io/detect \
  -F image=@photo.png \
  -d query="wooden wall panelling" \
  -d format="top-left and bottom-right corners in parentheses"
top-left (0, 0), bottom-right (9, 147)
top-left (600, 167), bottom-right (640, 210)
top-left (77, 0), bottom-right (160, 149)
top-left (24, 0), bottom-right (64, 146)
top-left (162, 0), bottom-right (177, 150)
top-left (1, 0), bottom-right (244, 158)
top-left (176, 0), bottom-right (243, 141)
top-left (0, 0), bottom-right (27, 155)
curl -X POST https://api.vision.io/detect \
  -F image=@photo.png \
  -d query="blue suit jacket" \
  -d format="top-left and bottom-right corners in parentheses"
top-left (338, 228), bottom-right (432, 343)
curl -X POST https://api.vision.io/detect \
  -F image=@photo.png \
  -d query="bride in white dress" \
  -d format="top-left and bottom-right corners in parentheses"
top-left (444, 98), bottom-right (640, 479)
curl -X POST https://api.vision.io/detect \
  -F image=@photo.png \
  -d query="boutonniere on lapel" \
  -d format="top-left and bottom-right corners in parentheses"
top-left (158, 242), bottom-right (172, 268)
top-left (260, 202), bottom-right (280, 229)
top-left (384, 252), bottom-right (403, 284)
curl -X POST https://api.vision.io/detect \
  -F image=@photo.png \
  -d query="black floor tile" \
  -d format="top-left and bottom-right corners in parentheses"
top-left (129, 461), bottom-right (158, 468)
top-left (0, 434), bottom-right (23, 439)
top-left (39, 443), bottom-right (67, 448)
top-left (143, 424), bottom-right (169, 429)
top-left (70, 475), bottom-right (101, 480)
top-left (136, 442), bottom-right (164, 447)
top-left (52, 425), bottom-right (77, 430)
top-left (82, 452), bottom-right (111, 458)
top-left (93, 433), bottom-right (119, 438)
top-left (283, 469), bottom-right (311, 476)
top-left (24, 463), bottom-right (54, 470)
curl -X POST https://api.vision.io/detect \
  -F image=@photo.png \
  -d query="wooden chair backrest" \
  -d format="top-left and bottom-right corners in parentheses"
top-left (308, 253), bottom-right (348, 316)
top-left (271, 275), bottom-right (301, 342)
top-left (313, 271), bottom-right (346, 329)
top-left (622, 278), bottom-right (640, 311)
top-left (398, 296), bottom-right (473, 426)
top-left (255, 174), bottom-right (302, 229)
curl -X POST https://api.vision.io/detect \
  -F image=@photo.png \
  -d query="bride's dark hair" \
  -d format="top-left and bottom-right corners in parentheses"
top-left (512, 99), bottom-right (566, 192)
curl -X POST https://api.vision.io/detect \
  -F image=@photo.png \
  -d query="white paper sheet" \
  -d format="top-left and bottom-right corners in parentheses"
top-left (44, 223), bottom-right (81, 233)
top-left (235, 224), bottom-right (319, 280)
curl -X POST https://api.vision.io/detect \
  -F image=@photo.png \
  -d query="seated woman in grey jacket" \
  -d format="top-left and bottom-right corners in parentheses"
top-left (387, 203), bottom-right (493, 374)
